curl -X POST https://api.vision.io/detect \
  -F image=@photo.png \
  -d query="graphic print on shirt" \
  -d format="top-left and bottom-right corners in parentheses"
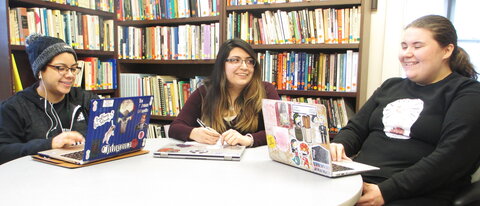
top-left (382, 98), bottom-right (424, 139)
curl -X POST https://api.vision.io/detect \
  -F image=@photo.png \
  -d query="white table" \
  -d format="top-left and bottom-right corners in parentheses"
top-left (0, 138), bottom-right (363, 206)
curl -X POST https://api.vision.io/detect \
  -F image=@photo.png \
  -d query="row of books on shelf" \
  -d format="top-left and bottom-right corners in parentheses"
top-left (116, 0), bottom-right (219, 21)
top-left (227, 0), bottom-right (314, 6)
top-left (117, 23), bottom-right (219, 60)
top-left (227, 7), bottom-right (361, 45)
top-left (8, 7), bottom-right (114, 51)
top-left (41, 0), bottom-right (114, 13)
top-left (120, 74), bottom-right (205, 116)
top-left (147, 123), bottom-right (171, 138)
top-left (74, 58), bottom-right (117, 90)
top-left (280, 95), bottom-right (354, 134)
top-left (260, 50), bottom-right (358, 92)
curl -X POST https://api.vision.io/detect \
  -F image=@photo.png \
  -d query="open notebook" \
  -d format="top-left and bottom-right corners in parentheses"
top-left (38, 96), bottom-right (153, 165)
top-left (262, 99), bottom-right (378, 177)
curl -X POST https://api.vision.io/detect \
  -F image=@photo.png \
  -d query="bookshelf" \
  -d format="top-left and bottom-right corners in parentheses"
top-left (224, 0), bottom-right (371, 135)
top-left (226, 0), bottom-right (362, 10)
top-left (114, 1), bottom-right (223, 121)
top-left (0, 0), bottom-right (117, 101)
top-left (117, 56), bottom-right (217, 122)
top-left (5, 0), bottom-right (114, 15)
top-left (0, 0), bottom-right (371, 135)
top-left (116, 16), bottom-right (220, 26)
top-left (0, 0), bottom-right (11, 100)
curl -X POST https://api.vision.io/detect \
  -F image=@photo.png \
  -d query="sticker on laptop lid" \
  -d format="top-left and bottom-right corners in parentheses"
top-left (102, 99), bottom-right (115, 107)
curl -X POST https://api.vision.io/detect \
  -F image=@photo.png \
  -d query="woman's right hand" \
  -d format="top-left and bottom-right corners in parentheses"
top-left (189, 127), bottom-right (221, 145)
top-left (329, 143), bottom-right (351, 162)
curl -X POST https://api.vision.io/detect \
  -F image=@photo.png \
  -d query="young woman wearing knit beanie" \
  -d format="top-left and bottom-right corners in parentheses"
top-left (0, 34), bottom-right (98, 164)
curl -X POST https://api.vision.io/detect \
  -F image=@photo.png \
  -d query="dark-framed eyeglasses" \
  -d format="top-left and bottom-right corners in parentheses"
top-left (47, 65), bottom-right (82, 75)
top-left (225, 57), bottom-right (256, 67)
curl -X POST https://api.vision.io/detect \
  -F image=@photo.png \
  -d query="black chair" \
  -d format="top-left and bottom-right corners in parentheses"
top-left (453, 168), bottom-right (480, 206)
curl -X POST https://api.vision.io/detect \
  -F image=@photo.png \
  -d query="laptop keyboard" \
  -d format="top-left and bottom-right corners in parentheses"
top-left (332, 163), bottom-right (354, 172)
top-left (61, 151), bottom-right (84, 160)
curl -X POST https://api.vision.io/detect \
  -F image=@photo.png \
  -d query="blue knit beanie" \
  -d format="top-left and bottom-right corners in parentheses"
top-left (25, 33), bottom-right (77, 80)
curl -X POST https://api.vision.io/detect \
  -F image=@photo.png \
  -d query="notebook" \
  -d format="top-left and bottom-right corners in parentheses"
top-left (154, 142), bottom-right (246, 161)
top-left (38, 96), bottom-right (153, 165)
top-left (262, 99), bottom-right (378, 177)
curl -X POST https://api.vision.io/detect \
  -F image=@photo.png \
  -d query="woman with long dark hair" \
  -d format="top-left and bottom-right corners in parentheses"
top-left (169, 39), bottom-right (279, 147)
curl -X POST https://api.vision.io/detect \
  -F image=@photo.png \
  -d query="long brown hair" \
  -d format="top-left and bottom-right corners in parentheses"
top-left (406, 15), bottom-right (477, 79)
top-left (201, 38), bottom-right (265, 133)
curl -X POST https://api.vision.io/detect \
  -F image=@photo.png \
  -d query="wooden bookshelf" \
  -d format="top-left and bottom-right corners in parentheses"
top-left (93, 89), bottom-right (116, 94)
top-left (224, 0), bottom-right (371, 134)
top-left (8, 0), bottom-right (115, 18)
top-left (251, 44), bottom-right (360, 50)
top-left (226, 0), bottom-right (361, 11)
top-left (11, 45), bottom-right (116, 56)
top-left (73, 50), bottom-right (116, 56)
top-left (277, 90), bottom-right (357, 98)
top-left (0, 0), bottom-right (371, 130)
top-left (0, 0), bottom-right (12, 100)
top-left (114, 1), bottom-right (223, 112)
top-left (116, 16), bottom-right (220, 26)
top-left (151, 115), bottom-right (176, 121)
top-left (117, 59), bottom-right (216, 64)
top-left (224, 0), bottom-right (371, 110)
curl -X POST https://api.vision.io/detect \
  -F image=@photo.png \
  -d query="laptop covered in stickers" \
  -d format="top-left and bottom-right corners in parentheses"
top-left (38, 96), bottom-right (153, 165)
top-left (262, 99), bottom-right (378, 177)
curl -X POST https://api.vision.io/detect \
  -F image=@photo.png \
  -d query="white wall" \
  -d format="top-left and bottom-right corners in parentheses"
top-left (364, 0), bottom-right (446, 99)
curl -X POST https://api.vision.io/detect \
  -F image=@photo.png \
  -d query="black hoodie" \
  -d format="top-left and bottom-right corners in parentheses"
top-left (0, 82), bottom-right (98, 164)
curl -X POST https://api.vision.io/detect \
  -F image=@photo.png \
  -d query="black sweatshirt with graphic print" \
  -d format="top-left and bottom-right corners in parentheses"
top-left (333, 72), bottom-right (480, 202)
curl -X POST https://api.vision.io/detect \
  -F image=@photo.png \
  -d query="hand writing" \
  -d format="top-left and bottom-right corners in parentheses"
top-left (190, 127), bottom-right (221, 145)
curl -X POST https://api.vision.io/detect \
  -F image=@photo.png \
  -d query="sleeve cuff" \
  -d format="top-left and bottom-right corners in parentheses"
top-left (245, 133), bottom-right (254, 147)
top-left (378, 179), bottom-right (400, 203)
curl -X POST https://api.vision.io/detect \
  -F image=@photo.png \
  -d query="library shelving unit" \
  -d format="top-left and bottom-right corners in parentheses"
top-left (224, 0), bottom-right (372, 136)
top-left (0, 0), bottom-right (117, 101)
top-left (115, 12), bottom-right (222, 121)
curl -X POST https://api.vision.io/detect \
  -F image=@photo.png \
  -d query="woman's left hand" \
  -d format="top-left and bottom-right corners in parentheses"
top-left (356, 183), bottom-right (385, 206)
top-left (221, 129), bottom-right (252, 146)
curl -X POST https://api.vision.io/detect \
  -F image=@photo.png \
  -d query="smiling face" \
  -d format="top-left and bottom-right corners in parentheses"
top-left (38, 52), bottom-right (77, 100)
top-left (225, 47), bottom-right (255, 90)
top-left (399, 27), bottom-right (454, 85)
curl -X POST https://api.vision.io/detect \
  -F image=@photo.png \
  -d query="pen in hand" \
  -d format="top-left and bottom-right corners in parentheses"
top-left (196, 118), bottom-right (223, 145)
top-left (196, 118), bottom-right (210, 130)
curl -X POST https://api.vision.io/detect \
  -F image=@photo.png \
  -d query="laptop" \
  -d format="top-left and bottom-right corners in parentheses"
top-left (154, 142), bottom-right (246, 161)
top-left (262, 99), bottom-right (378, 177)
top-left (38, 96), bottom-right (153, 165)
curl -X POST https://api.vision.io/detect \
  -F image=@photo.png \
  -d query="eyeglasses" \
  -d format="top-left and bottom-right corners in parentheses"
top-left (225, 57), bottom-right (256, 67)
top-left (47, 65), bottom-right (82, 75)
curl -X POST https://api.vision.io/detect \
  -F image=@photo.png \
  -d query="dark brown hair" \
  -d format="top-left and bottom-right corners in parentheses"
top-left (201, 38), bottom-right (265, 133)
